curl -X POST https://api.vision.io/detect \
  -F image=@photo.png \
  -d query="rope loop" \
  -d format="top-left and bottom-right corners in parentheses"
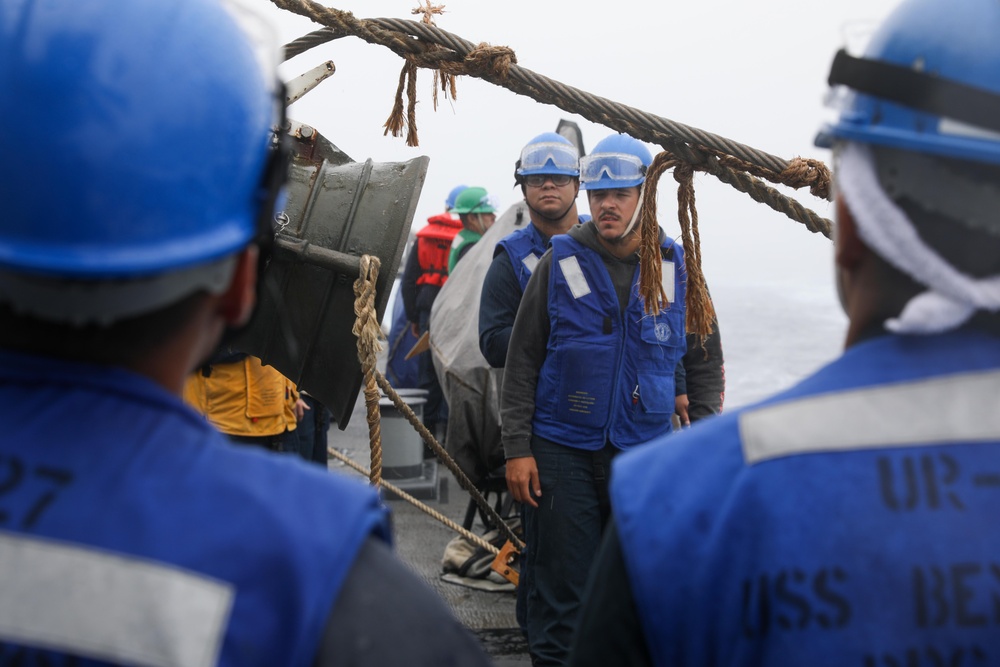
top-left (637, 152), bottom-right (715, 336)
top-left (352, 255), bottom-right (385, 486)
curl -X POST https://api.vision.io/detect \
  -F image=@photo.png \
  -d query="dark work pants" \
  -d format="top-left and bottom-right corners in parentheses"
top-left (295, 394), bottom-right (332, 467)
top-left (227, 431), bottom-right (298, 454)
top-left (418, 309), bottom-right (448, 429)
top-left (522, 435), bottom-right (618, 666)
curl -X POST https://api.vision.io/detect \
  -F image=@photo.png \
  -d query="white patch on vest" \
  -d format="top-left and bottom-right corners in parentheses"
top-left (558, 256), bottom-right (592, 300)
top-left (0, 532), bottom-right (233, 667)
top-left (740, 368), bottom-right (1000, 465)
top-left (661, 261), bottom-right (674, 304)
top-left (522, 253), bottom-right (539, 275)
top-left (654, 322), bottom-right (672, 342)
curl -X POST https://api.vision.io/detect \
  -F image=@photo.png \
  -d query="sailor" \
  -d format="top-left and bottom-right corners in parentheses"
top-left (0, 1), bottom-right (489, 665)
top-left (501, 133), bottom-right (688, 665)
top-left (400, 186), bottom-right (466, 435)
top-left (479, 132), bottom-right (585, 368)
top-left (449, 186), bottom-right (498, 272)
top-left (569, 0), bottom-right (1000, 664)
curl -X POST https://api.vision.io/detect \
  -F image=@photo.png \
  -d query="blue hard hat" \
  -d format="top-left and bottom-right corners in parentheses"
top-left (816, 0), bottom-right (1000, 165)
top-left (0, 0), bottom-right (280, 278)
top-left (580, 134), bottom-right (653, 190)
top-left (516, 132), bottom-right (581, 178)
top-left (446, 185), bottom-right (469, 211)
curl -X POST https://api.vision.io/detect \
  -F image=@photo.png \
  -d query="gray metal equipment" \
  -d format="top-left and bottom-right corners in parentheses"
top-left (231, 120), bottom-right (429, 429)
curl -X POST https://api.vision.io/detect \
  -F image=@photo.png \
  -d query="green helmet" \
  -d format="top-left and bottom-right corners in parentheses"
top-left (452, 186), bottom-right (495, 214)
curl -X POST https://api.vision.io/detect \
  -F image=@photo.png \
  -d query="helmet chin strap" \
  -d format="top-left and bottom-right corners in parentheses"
top-left (621, 182), bottom-right (646, 238)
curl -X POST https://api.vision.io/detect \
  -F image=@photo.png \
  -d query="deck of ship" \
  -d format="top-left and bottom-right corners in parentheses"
top-left (327, 392), bottom-right (530, 666)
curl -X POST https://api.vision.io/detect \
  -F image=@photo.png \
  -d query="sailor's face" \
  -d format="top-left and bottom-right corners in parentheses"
top-left (588, 187), bottom-right (640, 242)
top-left (524, 174), bottom-right (579, 219)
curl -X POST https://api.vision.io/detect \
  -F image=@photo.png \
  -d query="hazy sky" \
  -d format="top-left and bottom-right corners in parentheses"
top-left (255, 0), bottom-right (903, 404)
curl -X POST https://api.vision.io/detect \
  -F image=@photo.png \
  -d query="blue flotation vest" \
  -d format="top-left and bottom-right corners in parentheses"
top-left (0, 350), bottom-right (389, 667)
top-left (496, 223), bottom-right (549, 292)
top-left (532, 234), bottom-right (686, 450)
top-left (496, 217), bottom-right (587, 292)
top-left (612, 331), bottom-right (1000, 666)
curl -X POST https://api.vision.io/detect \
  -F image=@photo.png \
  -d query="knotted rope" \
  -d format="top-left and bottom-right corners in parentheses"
top-left (412, 1), bottom-right (457, 111)
top-left (636, 152), bottom-right (714, 336)
top-left (352, 254), bottom-right (384, 486)
top-left (635, 148), bottom-right (833, 333)
top-left (272, 0), bottom-right (834, 241)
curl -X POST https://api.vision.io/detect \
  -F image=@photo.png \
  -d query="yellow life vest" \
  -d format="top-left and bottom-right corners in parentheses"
top-left (184, 355), bottom-right (298, 437)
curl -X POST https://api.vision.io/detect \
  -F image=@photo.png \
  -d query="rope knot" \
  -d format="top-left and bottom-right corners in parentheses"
top-left (781, 157), bottom-right (832, 201)
top-left (464, 42), bottom-right (517, 80)
top-left (673, 162), bottom-right (695, 185)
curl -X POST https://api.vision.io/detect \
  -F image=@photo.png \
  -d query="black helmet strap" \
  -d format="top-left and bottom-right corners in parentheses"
top-left (828, 49), bottom-right (1000, 135)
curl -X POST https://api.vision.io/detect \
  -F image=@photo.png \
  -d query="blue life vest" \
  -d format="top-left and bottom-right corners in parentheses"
top-left (532, 234), bottom-right (686, 450)
top-left (0, 350), bottom-right (389, 667)
top-left (496, 223), bottom-right (549, 292)
top-left (612, 331), bottom-right (1000, 666)
top-left (496, 217), bottom-right (588, 292)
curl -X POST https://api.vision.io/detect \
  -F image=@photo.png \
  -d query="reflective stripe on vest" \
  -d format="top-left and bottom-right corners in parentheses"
top-left (0, 532), bottom-right (232, 667)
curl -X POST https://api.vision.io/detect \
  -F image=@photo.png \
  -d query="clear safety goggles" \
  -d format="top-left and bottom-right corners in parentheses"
top-left (579, 152), bottom-right (647, 185)
top-left (518, 142), bottom-right (580, 173)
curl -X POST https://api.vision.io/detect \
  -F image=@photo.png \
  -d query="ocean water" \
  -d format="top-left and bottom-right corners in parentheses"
top-left (383, 273), bottom-right (849, 413)
top-left (712, 278), bottom-right (847, 410)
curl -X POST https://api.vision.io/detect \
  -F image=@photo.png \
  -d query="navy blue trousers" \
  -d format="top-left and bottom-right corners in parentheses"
top-left (521, 435), bottom-right (618, 666)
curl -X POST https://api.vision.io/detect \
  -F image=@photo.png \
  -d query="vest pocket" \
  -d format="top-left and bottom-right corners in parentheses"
top-left (634, 370), bottom-right (674, 422)
top-left (554, 341), bottom-right (614, 428)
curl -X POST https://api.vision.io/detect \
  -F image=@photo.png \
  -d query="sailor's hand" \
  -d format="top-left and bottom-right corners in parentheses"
top-left (675, 394), bottom-right (690, 428)
top-left (506, 455), bottom-right (540, 508)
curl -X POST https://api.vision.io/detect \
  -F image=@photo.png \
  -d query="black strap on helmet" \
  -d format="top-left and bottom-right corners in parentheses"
top-left (828, 49), bottom-right (1000, 135)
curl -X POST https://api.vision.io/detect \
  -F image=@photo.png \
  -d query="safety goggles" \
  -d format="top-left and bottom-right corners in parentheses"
top-left (523, 173), bottom-right (574, 187)
top-left (579, 152), bottom-right (647, 185)
top-left (518, 142), bottom-right (580, 174)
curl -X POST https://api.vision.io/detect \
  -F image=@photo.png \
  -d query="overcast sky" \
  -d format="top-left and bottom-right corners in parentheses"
top-left (261, 0), bottom-right (900, 290)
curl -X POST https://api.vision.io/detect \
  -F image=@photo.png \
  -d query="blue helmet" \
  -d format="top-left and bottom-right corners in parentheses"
top-left (445, 184), bottom-right (468, 211)
top-left (816, 0), bottom-right (1000, 165)
top-left (0, 0), bottom-right (280, 279)
top-left (580, 134), bottom-right (653, 190)
top-left (516, 132), bottom-right (581, 179)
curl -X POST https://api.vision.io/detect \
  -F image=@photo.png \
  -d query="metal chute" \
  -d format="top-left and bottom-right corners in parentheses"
top-left (231, 120), bottom-right (429, 428)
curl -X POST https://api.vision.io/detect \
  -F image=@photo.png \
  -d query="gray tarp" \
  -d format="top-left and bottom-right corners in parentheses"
top-left (429, 201), bottom-right (530, 485)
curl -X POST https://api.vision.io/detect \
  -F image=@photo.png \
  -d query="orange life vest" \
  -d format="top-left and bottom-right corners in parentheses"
top-left (415, 213), bottom-right (463, 287)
